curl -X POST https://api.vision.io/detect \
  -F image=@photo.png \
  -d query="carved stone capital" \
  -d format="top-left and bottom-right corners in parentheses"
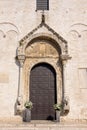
top-left (17, 96), bottom-right (23, 105)
top-left (60, 54), bottom-right (71, 65)
top-left (63, 96), bottom-right (70, 115)
top-left (16, 104), bottom-right (23, 115)
top-left (16, 96), bottom-right (23, 115)
top-left (60, 54), bottom-right (71, 61)
top-left (17, 55), bottom-right (25, 67)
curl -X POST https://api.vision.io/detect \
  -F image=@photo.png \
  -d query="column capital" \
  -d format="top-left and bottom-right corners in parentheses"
top-left (60, 54), bottom-right (71, 65)
top-left (17, 55), bottom-right (26, 67)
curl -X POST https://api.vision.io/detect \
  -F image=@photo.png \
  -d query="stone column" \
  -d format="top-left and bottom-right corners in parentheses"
top-left (61, 54), bottom-right (71, 114)
top-left (62, 59), bottom-right (67, 99)
top-left (16, 55), bottom-right (25, 114)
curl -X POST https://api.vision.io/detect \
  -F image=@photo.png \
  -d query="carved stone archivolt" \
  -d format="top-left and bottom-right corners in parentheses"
top-left (16, 14), bottom-right (71, 115)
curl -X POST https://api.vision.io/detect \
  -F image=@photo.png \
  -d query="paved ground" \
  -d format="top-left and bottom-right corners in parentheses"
top-left (0, 121), bottom-right (87, 130)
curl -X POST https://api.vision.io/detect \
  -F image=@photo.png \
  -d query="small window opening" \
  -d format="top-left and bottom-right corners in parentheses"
top-left (36, 0), bottom-right (49, 11)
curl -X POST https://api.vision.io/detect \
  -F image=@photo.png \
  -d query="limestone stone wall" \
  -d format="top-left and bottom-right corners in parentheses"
top-left (0, 0), bottom-right (87, 122)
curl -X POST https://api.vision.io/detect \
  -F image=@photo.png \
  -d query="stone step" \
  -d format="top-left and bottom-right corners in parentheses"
top-left (0, 123), bottom-right (87, 130)
top-left (0, 117), bottom-right (87, 130)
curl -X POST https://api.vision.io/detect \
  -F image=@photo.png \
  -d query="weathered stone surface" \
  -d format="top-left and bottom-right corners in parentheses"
top-left (0, 123), bottom-right (87, 130)
top-left (0, 0), bottom-right (87, 123)
top-left (0, 73), bottom-right (9, 83)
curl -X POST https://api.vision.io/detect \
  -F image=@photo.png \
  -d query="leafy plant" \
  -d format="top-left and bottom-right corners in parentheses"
top-left (24, 101), bottom-right (33, 109)
top-left (53, 103), bottom-right (62, 111)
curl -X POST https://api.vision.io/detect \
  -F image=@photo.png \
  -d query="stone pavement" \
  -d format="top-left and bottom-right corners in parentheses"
top-left (0, 121), bottom-right (87, 130)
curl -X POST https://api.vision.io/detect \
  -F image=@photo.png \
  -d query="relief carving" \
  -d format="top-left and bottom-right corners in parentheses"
top-left (68, 23), bottom-right (87, 40)
top-left (68, 30), bottom-right (81, 40)
top-left (63, 97), bottom-right (70, 115)
top-left (25, 42), bottom-right (59, 58)
top-left (40, 43), bottom-right (45, 56)
top-left (0, 22), bottom-right (19, 38)
top-left (0, 30), bottom-right (6, 38)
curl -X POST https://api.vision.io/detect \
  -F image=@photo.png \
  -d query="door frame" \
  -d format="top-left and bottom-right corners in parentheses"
top-left (23, 58), bottom-right (62, 106)
top-left (16, 32), bottom-right (71, 117)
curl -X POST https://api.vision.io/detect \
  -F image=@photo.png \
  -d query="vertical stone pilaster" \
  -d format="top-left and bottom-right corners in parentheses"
top-left (16, 55), bottom-right (25, 113)
top-left (60, 54), bottom-right (71, 114)
top-left (62, 59), bottom-right (67, 99)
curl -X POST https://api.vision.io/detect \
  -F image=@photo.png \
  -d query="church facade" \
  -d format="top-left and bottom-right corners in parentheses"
top-left (0, 0), bottom-right (87, 122)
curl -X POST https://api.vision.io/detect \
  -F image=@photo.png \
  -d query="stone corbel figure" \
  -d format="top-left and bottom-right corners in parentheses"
top-left (63, 97), bottom-right (70, 115)
top-left (16, 96), bottom-right (23, 115)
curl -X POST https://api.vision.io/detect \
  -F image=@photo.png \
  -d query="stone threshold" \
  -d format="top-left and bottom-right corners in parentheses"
top-left (0, 121), bottom-right (87, 127)
top-left (0, 116), bottom-right (87, 128)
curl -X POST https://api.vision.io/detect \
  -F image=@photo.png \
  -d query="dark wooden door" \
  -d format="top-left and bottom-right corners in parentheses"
top-left (30, 63), bottom-right (56, 120)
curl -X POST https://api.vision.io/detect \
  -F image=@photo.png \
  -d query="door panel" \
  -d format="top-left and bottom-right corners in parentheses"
top-left (30, 63), bottom-right (56, 120)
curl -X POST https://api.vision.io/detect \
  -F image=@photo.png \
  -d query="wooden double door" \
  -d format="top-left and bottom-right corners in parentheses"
top-left (30, 63), bottom-right (56, 120)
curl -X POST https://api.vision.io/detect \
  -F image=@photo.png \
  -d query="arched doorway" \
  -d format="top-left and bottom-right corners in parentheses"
top-left (30, 63), bottom-right (57, 120)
